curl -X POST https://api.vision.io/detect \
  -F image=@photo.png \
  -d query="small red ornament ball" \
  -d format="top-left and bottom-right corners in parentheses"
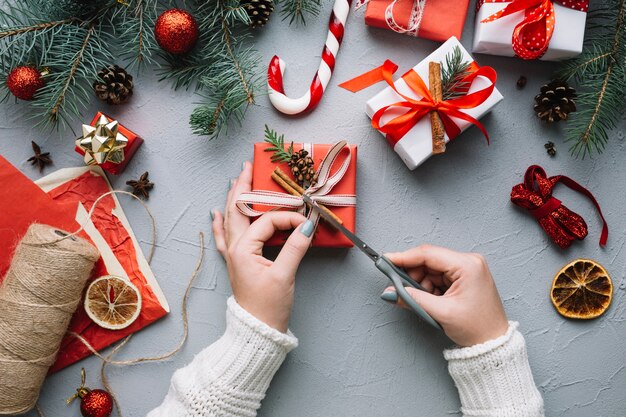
top-left (79, 389), bottom-right (113, 417)
top-left (154, 9), bottom-right (199, 55)
top-left (6, 66), bottom-right (45, 100)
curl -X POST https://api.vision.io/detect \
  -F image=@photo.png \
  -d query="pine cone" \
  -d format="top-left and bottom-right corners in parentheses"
top-left (533, 80), bottom-right (576, 123)
top-left (288, 149), bottom-right (317, 188)
top-left (93, 65), bottom-right (134, 105)
top-left (242, 0), bottom-right (274, 28)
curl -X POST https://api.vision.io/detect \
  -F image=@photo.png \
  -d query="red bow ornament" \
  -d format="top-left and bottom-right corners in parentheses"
top-left (510, 165), bottom-right (608, 249)
top-left (478, 0), bottom-right (588, 60)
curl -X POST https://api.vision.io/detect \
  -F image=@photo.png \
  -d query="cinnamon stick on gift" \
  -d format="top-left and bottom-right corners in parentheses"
top-left (429, 61), bottom-right (446, 154)
top-left (271, 167), bottom-right (343, 225)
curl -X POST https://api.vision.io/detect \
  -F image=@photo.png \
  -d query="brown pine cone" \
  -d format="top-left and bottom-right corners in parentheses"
top-left (93, 65), bottom-right (134, 105)
top-left (241, 0), bottom-right (274, 28)
top-left (533, 80), bottom-right (576, 123)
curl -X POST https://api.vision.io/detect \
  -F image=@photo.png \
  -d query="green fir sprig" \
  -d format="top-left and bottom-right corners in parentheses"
top-left (279, 0), bottom-right (322, 25)
top-left (441, 46), bottom-right (472, 101)
top-left (555, 0), bottom-right (626, 158)
top-left (263, 125), bottom-right (294, 162)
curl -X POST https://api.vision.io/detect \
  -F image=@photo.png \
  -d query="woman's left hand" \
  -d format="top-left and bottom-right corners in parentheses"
top-left (212, 161), bottom-right (315, 333)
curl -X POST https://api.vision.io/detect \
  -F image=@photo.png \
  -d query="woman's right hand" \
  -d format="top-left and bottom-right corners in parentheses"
top-left (382, 245), bottom-right (509, 347)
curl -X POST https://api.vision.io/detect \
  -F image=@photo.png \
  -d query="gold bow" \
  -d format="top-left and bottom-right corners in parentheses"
top-left (76, 115), bottom-right (128, 166)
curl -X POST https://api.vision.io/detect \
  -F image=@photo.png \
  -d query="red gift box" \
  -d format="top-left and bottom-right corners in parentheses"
top-left (249, 142), bottom-right (357, 248)
top-left (75, 112), bottom-right (143, 175)
top-left (364, 0), bottom-right (470, 42)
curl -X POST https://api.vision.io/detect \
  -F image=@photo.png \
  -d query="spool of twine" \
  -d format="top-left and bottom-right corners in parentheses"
top-left (0, 224), bottom-right (99, 415)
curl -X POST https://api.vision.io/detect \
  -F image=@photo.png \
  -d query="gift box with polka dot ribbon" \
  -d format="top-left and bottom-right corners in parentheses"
top-left (472, 0), bottom-right (588, 61)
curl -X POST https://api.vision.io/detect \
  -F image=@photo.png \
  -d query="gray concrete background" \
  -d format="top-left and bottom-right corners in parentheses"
top-left (1, 2), bottom-right (625, 416)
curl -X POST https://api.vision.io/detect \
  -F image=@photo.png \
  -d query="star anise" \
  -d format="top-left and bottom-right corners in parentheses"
top-left (27, 141), bottom-right (52, 173)
top-left (126, 171), bottom-right (154, 199)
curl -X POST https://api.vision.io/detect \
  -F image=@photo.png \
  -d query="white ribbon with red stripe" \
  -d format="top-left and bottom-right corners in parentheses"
top-left (236, 141), bottom-right (356, 225)
top-left (355, 0), bottom-right (427, 36)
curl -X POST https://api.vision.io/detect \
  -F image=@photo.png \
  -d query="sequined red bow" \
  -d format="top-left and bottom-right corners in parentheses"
top-left (479, 0), bottom-right (588, 60)
top-left (511, 165), bottom-right (608, 249)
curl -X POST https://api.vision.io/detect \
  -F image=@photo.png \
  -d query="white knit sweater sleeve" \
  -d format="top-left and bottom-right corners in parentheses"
top-left (443, 321), bottom-right (544, 417)
top-left (147, 296), bottom-right (298, 417)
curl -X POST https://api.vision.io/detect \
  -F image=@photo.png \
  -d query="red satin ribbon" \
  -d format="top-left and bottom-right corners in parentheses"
top-left (339, 60), bottom-right (497, 147)
top-left (479, 0), bottom-right (588, 60)
top-left (510, 165), bottom-right (608, 249)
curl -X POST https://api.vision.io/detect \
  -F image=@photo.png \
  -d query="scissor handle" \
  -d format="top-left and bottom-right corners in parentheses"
top-left (376, 255), bottom-right (442, 330)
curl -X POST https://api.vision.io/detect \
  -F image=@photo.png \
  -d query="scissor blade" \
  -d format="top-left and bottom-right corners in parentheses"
top-left (302, 195), bottom-right (380, 262)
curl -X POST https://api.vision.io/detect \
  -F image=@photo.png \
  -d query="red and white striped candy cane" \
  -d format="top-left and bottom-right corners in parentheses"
top-left (267, 0), bottom-right (352, 115)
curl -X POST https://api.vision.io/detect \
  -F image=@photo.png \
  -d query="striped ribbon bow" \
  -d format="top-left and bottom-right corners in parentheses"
top-left (236, 141), bottom-right (356, 226)
top-left (479, 0), bottom-right (589, 60)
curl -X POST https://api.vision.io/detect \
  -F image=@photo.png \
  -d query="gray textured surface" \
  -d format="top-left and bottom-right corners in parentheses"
top-left (1, 3), bottom-right (625, 417)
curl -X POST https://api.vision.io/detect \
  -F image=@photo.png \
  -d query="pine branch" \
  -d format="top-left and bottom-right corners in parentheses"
top-left (441, 46), bottom-right (472, 101)
top-left (279, 0), bottom-right (322, 25)
top-left (49, 22), bottom-right (95, 122)
top-left (556, 0), bottom-right (626, 158)
top-left (220, 2), bottom-right (254, 104)
top-left (113, 0), bottom-right (158, 69)
top-left (188, 46), bottom-right (261, 136)
top-left (0, 18), bottom-right (77, 39)
top-left (185, 0), bottom-right (261, 136)
top-left (263, 125), bottom-right (294, 162)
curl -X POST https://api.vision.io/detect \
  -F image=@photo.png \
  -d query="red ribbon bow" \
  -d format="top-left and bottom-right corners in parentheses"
top-left (340, 60), bottom-right (497, 147)
top-left (510, 165), bottom-right (608, 249)
top-left (479, 0), bottom-right (588, 60)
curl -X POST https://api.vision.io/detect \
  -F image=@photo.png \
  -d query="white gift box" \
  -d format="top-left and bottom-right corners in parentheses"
top-left (365, 37), bottom-right (503, 170)
top-left (473, 3), bottom-right (587, 61)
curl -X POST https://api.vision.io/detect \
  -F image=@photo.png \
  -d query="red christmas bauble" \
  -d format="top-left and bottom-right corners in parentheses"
top-left (79, 389), bottom-right (113, 417)
top-left (6, 66), bottom-right (45, 100)
top-left (154, 9), bottom-right (199, 55)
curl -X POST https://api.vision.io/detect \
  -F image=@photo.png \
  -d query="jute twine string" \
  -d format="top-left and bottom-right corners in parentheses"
top-left (0, 224), bottom-right (100, 415)
top-left (0, 190), bottom-right (205, 417)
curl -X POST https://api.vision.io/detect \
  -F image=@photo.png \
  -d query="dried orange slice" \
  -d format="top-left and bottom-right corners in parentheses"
top-left (85, 276), bottom-right (142, 330)
top-left (550, 259), bottom-right (612, 319)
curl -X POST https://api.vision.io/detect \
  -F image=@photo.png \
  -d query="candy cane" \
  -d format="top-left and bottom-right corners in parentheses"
top-left (267, 0), bottom-right (352, 115)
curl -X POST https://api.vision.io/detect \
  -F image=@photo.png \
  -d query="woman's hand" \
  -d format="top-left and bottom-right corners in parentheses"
top-left (382, 245), bottom-right (509, 347)
top-left (212, 162), bottom-right (315, 333)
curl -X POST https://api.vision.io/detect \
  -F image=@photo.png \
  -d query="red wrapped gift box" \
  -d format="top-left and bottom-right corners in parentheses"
top-left (251, 142), bottom-right (357, 248)
top-left (75, 112), bottom-right (143, 175)
top-left (364, 0), bottom-right (470, 42)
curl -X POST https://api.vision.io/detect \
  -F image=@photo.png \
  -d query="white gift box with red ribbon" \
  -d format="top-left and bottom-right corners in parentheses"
top-left (473, 2), bottom-right (587, 61)
top-left (365, 37), bottom-right (503, 170)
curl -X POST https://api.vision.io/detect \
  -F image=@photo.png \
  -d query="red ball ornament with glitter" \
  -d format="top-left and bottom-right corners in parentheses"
top-left (67, 369), bottom-right (113, 417)
top-left (6, 66), bottom-right (45, 100)
top-left (154, 9), bottom-right (199, 55)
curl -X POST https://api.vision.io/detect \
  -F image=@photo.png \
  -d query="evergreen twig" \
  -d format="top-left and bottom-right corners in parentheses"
top-left (263, 125), bottom-right (294, 162)
top-left (441, 46), bottom-right (472, 101)
top-left (279, 0), bottom-right (322, 25)
top-left (49, 23), bottom-right (95, 122)
top-left (555, 0), bottom-right (626, 157)
top-left (0, 18), bottom-right (77, 39)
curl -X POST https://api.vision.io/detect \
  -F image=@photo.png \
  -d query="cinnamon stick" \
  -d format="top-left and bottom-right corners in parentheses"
top-left (429, 61), bottom-right (446, 154)
top-left (272, 168), bottom-right (344, 225)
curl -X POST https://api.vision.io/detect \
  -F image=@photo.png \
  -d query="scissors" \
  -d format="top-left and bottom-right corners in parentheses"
top-left (302, 195), bottom-right (442, 330)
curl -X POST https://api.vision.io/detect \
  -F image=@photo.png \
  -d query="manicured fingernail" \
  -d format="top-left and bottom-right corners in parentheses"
top-left (242, 161), bottom-right (248, 170)
top-left (210, 209), bottom-right (215, 221)
top-left (300, 220), bottom-right (315, 237)
top-left (380, 290), bottom-right (398, 303)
